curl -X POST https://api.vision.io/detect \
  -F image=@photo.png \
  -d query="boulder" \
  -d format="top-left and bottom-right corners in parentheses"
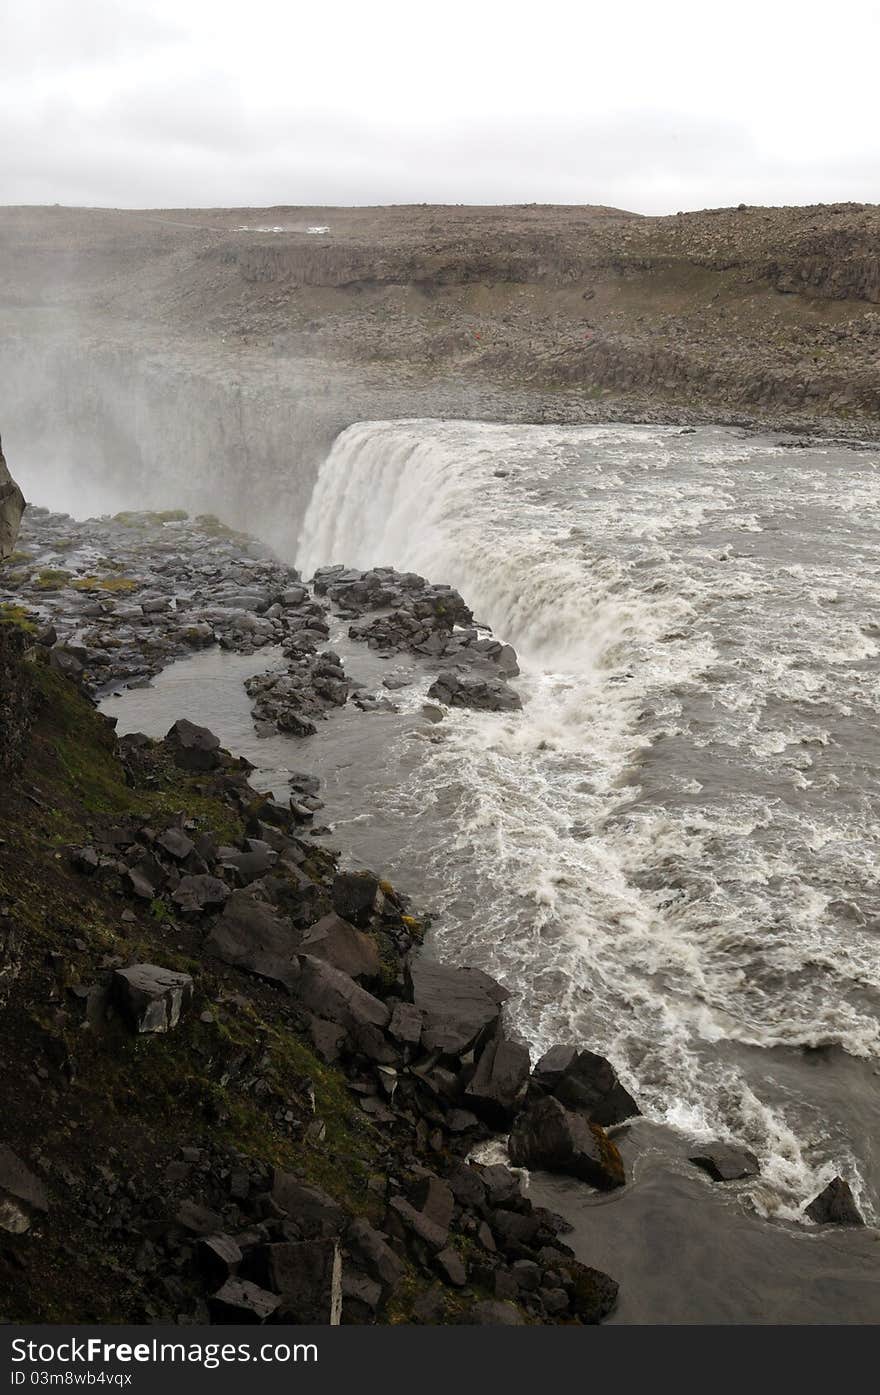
top-left (465, 1033), bottom-right (531, 1126)
top-left (196, 1233), bottom-right (243, 1285)
top-left (204, 890), bottom-right (299, 987)
top-left (688, 1142), bottom-right (760, 1183)
top-left (805, 1176), bottom-right (864, 1226)
top-left (561, 1260), bottom-right (619, 1323)
top-left (427, 671), bottom-right (522, 713)
top-left (123, 854), bottom-right (167, 901)
top-left (345, 1218), bottom-right (405, 1290)
top-left (508, 1096), bottom-right (625, 1190)
top-left (175, 1200), bottom-right (226, 1236)
top-left (436, 1247), bottom-right (467, 1286)
top-left (155, 828), bottom-right (196, 863)
top-left (386, 1195), bottom-right (448, 1252)
top-left (0, 437), bottom-right (25, 560)
top-left (309, 1017), bottom-right (347, 1063)
top-left (165, 718), bottom-right (222, 772)
top-left (298, 913), bottom-right (381, 982)
top-left (112, 964), bottom-right (193, 1033)
top-left (49, 645), bottom-right (84, 683)
top-left (341, 1267), bottom-right (382, 1322)
top-left (477, 1164), bottom-right (522, 1209)
top-left (293, 955), bottom-right (390, 1033)
top-left (0, 1145), bottom-right (48, 1234)
top-left (533, 1045), bottom-right (639, 1126)
top-left (218, 842), bottom-right (277, 886)
top-left (171, 874), bottom-right (230, 918)
top-left (250, 1240), bottom-right (342, 1323)
top-left (447, 1164), bottom-right (488, 1211)
top-left (388, 1002), bottom-right (423, 1048)
top-left (489, 1210), bottom-right (543, 1254)
top-left (406, 958), bottom-right (509, 1055)
top-left (208, 1278), bottom-right (281, 1324)
top-left (407, 1175), bottom-right (455, 1233)
top-left (331, 872), bottom-right (385, 926)
top-left (469, 1299), bottom-right (525, 1325)
top-left (270, 1173), bottom-right (346, 1238)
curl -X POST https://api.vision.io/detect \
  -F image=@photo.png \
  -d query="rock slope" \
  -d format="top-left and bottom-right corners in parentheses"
top-left (0, 437), bottom-right (24, 561)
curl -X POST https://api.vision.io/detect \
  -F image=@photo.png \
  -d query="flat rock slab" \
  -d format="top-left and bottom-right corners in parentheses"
top-left (294, 954), bottom-right (390, 1033)
top-left (112, 963), bottom-right (194, 1033)
top-left (688, 1142), bottom-right (760, 1183)
top-left (204, 889), bottom-right (300, 988)
top-left (208, 1278), bottom-right (281, 1324)
top-left (171, 874), bottom-right (230, 917)
top-left (406, 958), bottom-right (509, 1055)
top-left (298, 912), bottom-right (381, 982)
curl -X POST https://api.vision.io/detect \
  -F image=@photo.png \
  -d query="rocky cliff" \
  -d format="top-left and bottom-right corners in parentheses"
top-left (1, 202), bottom-right (879, 505)
top-left (0, 437), bottom-right (24, 560)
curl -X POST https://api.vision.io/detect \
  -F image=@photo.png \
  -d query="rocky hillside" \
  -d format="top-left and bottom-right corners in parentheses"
top-left (0, 499), bottom-right (643, 1326)
top-left (0, 437), bottom-right (24, 560)
top-left (1, 201), bottom-right (879, 437)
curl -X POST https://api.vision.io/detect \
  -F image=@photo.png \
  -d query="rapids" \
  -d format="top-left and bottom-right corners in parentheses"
top-left (294, 420), bottom-right (880, 1225)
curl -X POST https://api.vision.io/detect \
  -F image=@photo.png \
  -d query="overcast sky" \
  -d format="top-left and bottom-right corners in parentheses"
top-left (2, 0), bottom-right (879, 213)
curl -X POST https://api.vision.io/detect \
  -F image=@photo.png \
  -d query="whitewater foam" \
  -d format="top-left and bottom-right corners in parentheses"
top-left (298, 419), bottom-right (880, 1221)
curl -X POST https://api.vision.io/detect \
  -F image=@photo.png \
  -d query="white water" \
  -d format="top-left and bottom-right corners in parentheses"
top-left (297, 419), bottom-right (880, 1222)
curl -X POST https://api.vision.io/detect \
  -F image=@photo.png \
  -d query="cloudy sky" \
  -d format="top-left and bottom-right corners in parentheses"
top-left (2, 0), bottom-right (878, 213)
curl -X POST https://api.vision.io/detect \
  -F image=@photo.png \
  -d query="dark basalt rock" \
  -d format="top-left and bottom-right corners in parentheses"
top-left (805, 1176), bottom-right (864, 1226)
top-left (171, 873), bottom-right (230, 918)
top-left (208, 1278), bottom-right (280, 1324)
top-left (0, 1145), bottom-right (48, 1235)
top-left (331, 871), bottom-right (385, 927)
top-left (407, 1175), bottom-right (455, 1233)
top-left (270, 1174), bottom-right (346, 1239)
top-left (468, 1299), bottom-right (525, 1325)
top-left (561, 1260), bottom-right (620, 1324)
top-left (155, 827), bottom-right (196, 863)
top-left (204, 889), bottom-right (299, 987)
top-left (164, 718), bottom-right (222, 772)
top-left (298, 912), bottom-right (382, 983)
top-left (0, 436), bottom-right (25, 560)
top-left (293, 955), bottom-right (391, 1033)
top-left (532, 1044), bottom-right (640, 1126)
top-left (196, 1233), bottom-right (243, 1285)
top-left (464, 1032), bottom-right (531, 1127)
top-left (426, 670), bottom-right (522, 713)
top-left (386, 1195), bottom-right (449, 1252)
top-left (508, 1096), bottom-right (625, 1190)
top-left (246, 1240), bottom-right (342, 1323)
top-left (345, 1217), bottom-right (406, 1290)
top-left (688, 1142), bottom-right (760, 1183)
top-left (112, 963), bottom-right (193, 1034)
top-left (405, 958), bottom-right (509, 1055)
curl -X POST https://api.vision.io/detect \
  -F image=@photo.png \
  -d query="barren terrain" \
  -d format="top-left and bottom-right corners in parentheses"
top-left (0, 201), bottom-right (878, 533)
